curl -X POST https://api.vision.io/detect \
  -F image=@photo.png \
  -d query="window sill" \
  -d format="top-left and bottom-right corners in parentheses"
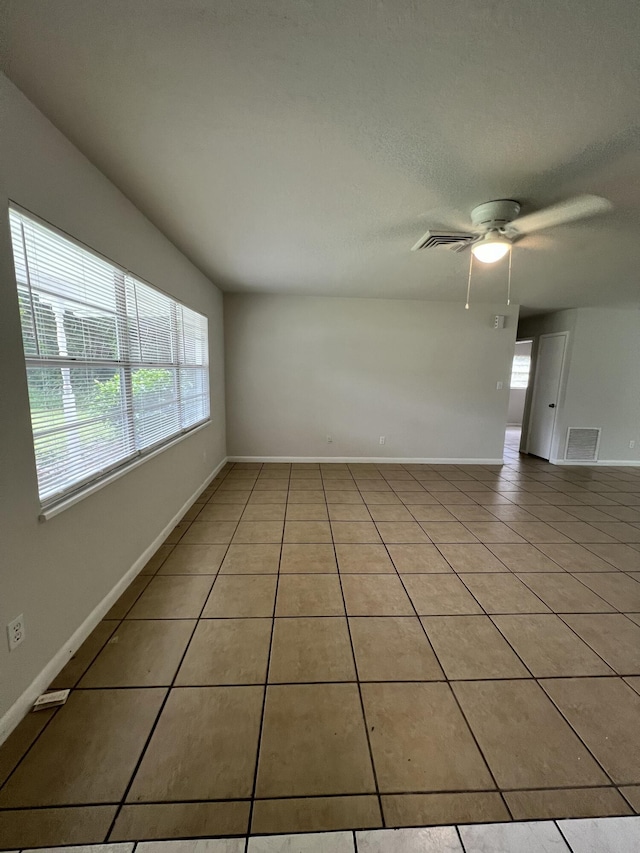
top-left (39, 420), bottom-right (211, 521)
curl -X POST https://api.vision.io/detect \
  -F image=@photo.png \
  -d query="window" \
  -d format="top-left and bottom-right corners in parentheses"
top-left (9, 206), bottom-right (210, 508)
top-left (510, 353), bottom-right (531, 389)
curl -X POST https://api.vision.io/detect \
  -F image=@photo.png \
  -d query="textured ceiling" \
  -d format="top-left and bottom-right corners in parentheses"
top-left (1, 0), bottom-right (640, 314)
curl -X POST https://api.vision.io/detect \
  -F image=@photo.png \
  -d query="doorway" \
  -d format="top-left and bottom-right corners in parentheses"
top-left (526, 332), bottom-right (568, 460)
top-left (504, 340), bottom-right (532, 459)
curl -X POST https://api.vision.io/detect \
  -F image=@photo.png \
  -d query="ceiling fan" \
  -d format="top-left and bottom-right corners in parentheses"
top-left (411, 195), bottom-right (613, 263)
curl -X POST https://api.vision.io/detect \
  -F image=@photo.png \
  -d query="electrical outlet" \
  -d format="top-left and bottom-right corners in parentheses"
top-left (326, 435), bottom-right (333, 443)
top-left (379, 436), bottom-right (386, 445)
top-left (630, 440), bottom-right (636, 449)
top-left (7, 614), bottom-right (25, 651)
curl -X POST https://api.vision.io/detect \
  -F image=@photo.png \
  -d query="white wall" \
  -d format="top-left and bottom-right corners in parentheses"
top-left (507, 340), bottom-right (532, 425)
top-left (519, 308), bottom-right (640, 463)
top-left (0, 74), bottom-right (226, 726)
top-left (225, 295), bottom-right (518, 461)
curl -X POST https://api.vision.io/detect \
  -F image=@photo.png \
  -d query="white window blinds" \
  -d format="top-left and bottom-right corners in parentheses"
top-left (9, 206), bottom-right (210, 506)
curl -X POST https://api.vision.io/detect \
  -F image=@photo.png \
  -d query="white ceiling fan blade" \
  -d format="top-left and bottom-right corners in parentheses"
top-left (508, 195), bottom-right (612, 235)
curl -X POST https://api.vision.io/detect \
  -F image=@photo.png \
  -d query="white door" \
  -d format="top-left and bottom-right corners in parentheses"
top-left (527, 332), bottom-right (567, 459)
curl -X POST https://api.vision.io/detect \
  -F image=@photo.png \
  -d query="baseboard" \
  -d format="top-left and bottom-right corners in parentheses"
top-left (0, 455), bottom-right (228, 747)
top-left (228, 456), bottom-right (505, 465)
top-left (550, 458), bottom-right (640, 467)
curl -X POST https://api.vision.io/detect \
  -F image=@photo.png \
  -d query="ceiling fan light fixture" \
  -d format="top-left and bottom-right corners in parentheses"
top-left (471, 232), bottom-right (511, 263)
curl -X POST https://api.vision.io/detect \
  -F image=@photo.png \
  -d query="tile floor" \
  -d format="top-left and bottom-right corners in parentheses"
top-left (2, 443), bottom-right (640, 848)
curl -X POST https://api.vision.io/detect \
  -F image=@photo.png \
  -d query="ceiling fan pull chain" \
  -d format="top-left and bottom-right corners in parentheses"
top-left (506, 245), bottom-right (513, 306)
top-left (465, 251), bottom-right (474, 310)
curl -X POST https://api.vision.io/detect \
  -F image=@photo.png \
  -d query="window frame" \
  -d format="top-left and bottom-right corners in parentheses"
top-left (8, 203), bottom-right (211, 519)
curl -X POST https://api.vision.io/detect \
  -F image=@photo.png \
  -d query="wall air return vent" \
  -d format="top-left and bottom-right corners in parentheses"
top-left (565, 428), bottom-right (601, 462)
top-left (411, 230), bottom-right (474, 252)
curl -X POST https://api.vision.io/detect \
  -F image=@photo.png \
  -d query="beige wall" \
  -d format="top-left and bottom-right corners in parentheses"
top-left (225, 294), bottom-right (518, 461)
top-left (0, 74), bottom-right (226, 724)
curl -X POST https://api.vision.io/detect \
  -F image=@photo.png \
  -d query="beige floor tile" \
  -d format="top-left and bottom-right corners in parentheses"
top-left (331, 522), bottom-right (382, 543)
top-left (197, 503), bottom-right (245, 521)
top-left (140, 543), bottom-right (175, 574)
top-left (368, 505), bottom-right (414, 522)
top-left (341, 575), bottom-right (413, 616)
top-left (105, 575), bottom-right (151, 619)
top-left (176, 618), bottom-right (271, 685)
top-left (460, 574), bottom-right (550, 613)
top-left (541, 678), bottom-right (640, 785)
top-left (562, 613), bottom-right (640, 673)
top-left (628, 613), bottom-right (640, 627)
top-left (463, 522), bottom-right (526, 544)
top-left (419, 522), bottom-right (479, 543)
top-left (350, 616), bottom-right (444, 681)
top-left (506, 522), bottom-right (572, 543)
top-left (50, 620), bottom-right (119, 688)
top-left (437, 544), bottom-right (508, 573)
top-left (453, 679), bottom-right (609, 789)
top-left (374, 522), bottom-right (431, 544)
top-left (381, 792), bottom-right (509, 827)
top-left (573, 571), bottom-right (640, 611)
top-left (181, 521), bottom-right (237, 544)
top-left (388, 543), bottom-right (452, 573)
top-left (203, 575), bottom-right (277, 618)
top-left (328, 504), bottom-right (372, 521)
top-left (361, 491), bottom-right (402, 505)
top-left (335, 544), bottom-right (395, 573)
top-left (233, 521), bottom-right (284, 544)
top-left (241, 504), bottom-right (286, 521)
top-left (0, 708), bottom-right (56, 787)
top-left (325, 490), bottom-right (366, 504)
top-left (289, 478), bottom-right (323, 490)
top-left (285, 503), bottom-right (329, 520)
top-left (542, 676), bottom-right (640, 784)
top-left (288, 490), bottom-right (327, 504)
top-left (362, 682), bottom-right (493, 792)
top-left (158, 543), bottom-right (227, 574)
top-left (220, 544), bottom-right (281, 574)
top-left (407, 505), bottom-right (457, 522)
top-left (535, 543), bottom-right (619, 571)
top-left (79, 619), bottom-right (195, 687)
top-left (486, 544), bottom-right (561, 573)
top-left (583, 543), bottom-right (640, 571)
top-left (517, 573), bottom-right (614, 613)
top-left (283, 521), bottom-right (332, 543)
top-left (256, 683), bottom-right (375, 796)
top-left (0, 689), bottom-right (165, 806)
top-left (505, 787), bottom-right (631, 820)
top-left (251, 795), bottom-right (382, 834)
top-left (280, 543), bottom-right (337, 573)
top-left (620, 785), bottom-right (640, 811)
top-left (126, 576), bottom-right (214, 619)
top-left (276, 574), bottom-right (345, 616)
top-left (249, 490), bottom-right (289, 504)
top-left (549, 522), bottom-right (618, 543)
top-left (487, 506), bottom-right (539, 522)
top-left (128, 686), bottom-right (263, 800)
top-left (493, 614), bottom-right (613, 677)
top-left (526, 506), bottom-right (576, 523)
top-left (422, 615), bottom-right (528, 679)
top-left (110, 801), bottom-right (250, 840)
top-left (403, 575), bottom-right (483, 615)
top-left (447, 506), bottom-right (500, 522)
top-left (0, 806), bottom-right (117, 848)
top-left (269, 617), bottom-right (356, 682)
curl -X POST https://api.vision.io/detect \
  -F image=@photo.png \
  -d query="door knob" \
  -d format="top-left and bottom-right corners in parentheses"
top-left (548, 403), bottom-right (556, 408)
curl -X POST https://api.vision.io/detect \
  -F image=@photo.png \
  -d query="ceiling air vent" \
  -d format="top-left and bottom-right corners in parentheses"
top-left (411, 230), bottom-right (474, 252)
top-left (565, 428), bottom-right (601, 462)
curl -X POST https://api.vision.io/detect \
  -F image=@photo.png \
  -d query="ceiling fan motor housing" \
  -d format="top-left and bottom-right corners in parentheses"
top-left (470, 199), bottom-right (521, 232)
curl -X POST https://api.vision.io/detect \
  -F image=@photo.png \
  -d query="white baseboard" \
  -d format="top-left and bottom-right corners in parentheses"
top-left (0, 455), bottom-right (228, 748)
top-left (228, 456), bottom-right (505, 465)
top-left (550, 458), bottom-right (640, 467)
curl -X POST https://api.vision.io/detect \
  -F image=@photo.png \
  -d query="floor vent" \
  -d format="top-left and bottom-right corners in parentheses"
top-left (565, 427), bottom-right (601, 461)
